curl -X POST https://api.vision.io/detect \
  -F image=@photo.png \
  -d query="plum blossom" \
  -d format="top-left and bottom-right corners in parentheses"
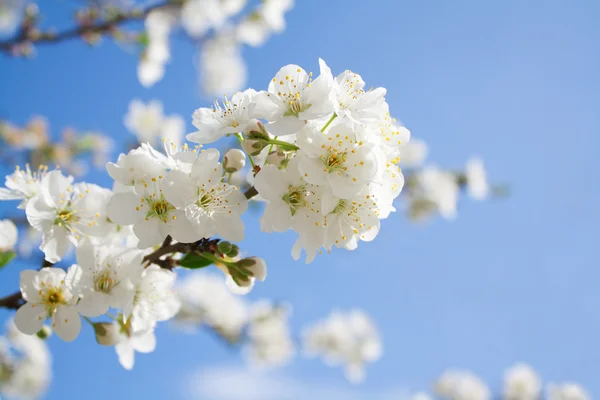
top-left (25, 170), bottom-right (112, 262)
top-left (187, 89), bottom-right (258, 145)
top-left (435, 370), bottom-right (491, 400)
top-left (106, 175), bottom-right (197, 248)
top-left (547, 383), bottom-right (590, 400)
top-left (15, 268), bottom-right (82, 342)
top-left (200, 34), bottom-right (247, 97)
top-left (68, 241), bottom-right (143, 318)
top-left (138, 9), bottom-right (176, 88)
top-left (0, 164), bottom-right (49, 209)
top-left (255, 59), bottom-right (334, 135)
top-left (113, 319), bottom-right (157, 370)
top-left (332, 70), bottom-right (388, 125)
top-left (164, 149), bottom-right (248, 242)
top-left (296, 122), bottom-right (383, 199)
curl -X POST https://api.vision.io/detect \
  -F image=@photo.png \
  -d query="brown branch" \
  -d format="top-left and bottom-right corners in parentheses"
top-left (0, 185), bottom-right (259, 309)
top-left (0, 1), bottom-right (172, 54)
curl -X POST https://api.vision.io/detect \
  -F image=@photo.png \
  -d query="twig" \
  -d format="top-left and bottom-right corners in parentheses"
top-left (0, 1), bottom-right (171, 54)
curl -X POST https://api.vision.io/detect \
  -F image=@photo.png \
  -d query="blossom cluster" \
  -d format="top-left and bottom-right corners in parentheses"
top-left (186, 58), bottom-right (409, 262)
top-left (409, 363), bottom-right (590, 400)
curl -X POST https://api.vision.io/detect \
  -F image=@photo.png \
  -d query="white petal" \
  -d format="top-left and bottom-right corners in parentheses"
top-left (163, 170), bottom-right (195, 208)
top-left (53, 306), bottom-right (81, 342)
top-left (169, 210), bottom-right (202, 243)
top-left (132, 330), bottom-right (156, 353)
top-left (260, 201), bottom-right (292, 233)
top-left (216, 215), bottom-right (245, 242)
top-left (76, 292), bottom-right (110, 317)
top-left (116, 341), bottom-right (135, 370)
top-left (14, 303), bottom-right (46, 334)
top-left (107, 192), bottom-right (142, 225)
top-left (20, 270), bottom-right (42, 303)
top-left (133, 218), bottom-right (164, 249)
top-left (254, 165), bottom-right (288, 200)
top-left (40, 227), bottom-right (71, 263)
top-left (267, 116), bottom-right (305, 136)
top-left (298, 155), bottom-right (328, 186)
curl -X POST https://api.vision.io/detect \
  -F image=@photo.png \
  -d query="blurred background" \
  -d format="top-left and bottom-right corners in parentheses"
top-left (1, 0), bottom-right (599, 398)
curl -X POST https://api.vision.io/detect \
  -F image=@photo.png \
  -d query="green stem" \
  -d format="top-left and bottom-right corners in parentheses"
top-left (266, 139), bottom-right (299, 151)
top-left (320, 113), bottom-right (337, 132)
top-left (83, 316), bottom-right (95, 326)
top-left (268, 136), bottom-right (278, 154)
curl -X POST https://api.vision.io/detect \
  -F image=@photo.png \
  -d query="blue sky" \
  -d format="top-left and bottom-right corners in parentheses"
top-left (1, 0), bottom-right (600, 398)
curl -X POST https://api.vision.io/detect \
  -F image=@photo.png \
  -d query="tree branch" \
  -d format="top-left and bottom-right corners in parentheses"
top-left (0, 1), bottom-right (172, 54)
top-left (0, 186), bottom-right (258, 310)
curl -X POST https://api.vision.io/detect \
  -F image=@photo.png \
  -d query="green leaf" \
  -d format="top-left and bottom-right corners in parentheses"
top-left (179, 253), bottom-right (213, 269)
top-left (0, 251), bottom-right (15, 269)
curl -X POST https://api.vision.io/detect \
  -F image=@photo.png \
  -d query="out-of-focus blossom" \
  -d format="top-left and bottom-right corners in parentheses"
top-left (124, 99), bottom-right (185, 146)
top-left (0, 219), bottom-right (18, 252)
top-left (237, 0), bottom-right (295, 47)
top-left (302, 310), bottom-right (382, 383)
top-left (0, 0), bottom-right (25, 36)
top-left (246, 301), bottom-right (295, 368)
top-left (435, 370), bottom-right (491, 400)
top-left (503, 363), bottom-right (541, 400)
top-left (200, 33), bottom-right (247, 96)
top-left (138, 8), bottom-right (177, 88)
top-left (547, 383), bottom-right (590, 400)
top-left (398, 138), bottom-right (428, 168)
top-left (175, 272), bottom-right (249, 342)
top-left (407, 166), bottom-right (459, 221)
top-left (0, 319), bottom-right (52, 400)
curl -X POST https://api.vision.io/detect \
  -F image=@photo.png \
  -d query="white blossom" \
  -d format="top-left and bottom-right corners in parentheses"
top-left (397, 138), bottom-right (428, 168)
top-left (503, 363), bottom-right (541, 400)
top-left (15, 268), bottom-right (82, 342)
top-left (435, 370), bottom-right (491, 400)
top-left (411, 166), bottom-right (460, 220)
top-left (138, 9), bottom-right (176, 88)
top-left (175, 271), bottom-right (249, 341)
top-left (547, 383), bottom-right (590, 400)
top-left (68, 241), bottom-right (143, 318)
top-left (25, 170), bottom-right (112, 262)
top-left (113, 320), bottom-right (157, 370)
top-left (332, 70), bottom-right (388, 125)
top-left (126, 265), bottom-right (180, 333)
top-left (163, 149), bottom-right (248, 243)
top-left (302, 310), bottom-right (382, 383)
top-left (0, 165), bottom-right (49, 209)
top-left (200, 34), bottom-right (248, 97)
top-left (246, 301), bottom-right (295, 368)
top-left (187, 89), bottom-right (258, 145)
top-left (0, 219), bottom-right (18, 252)
top-left (181, 0), bottom-right (227, 37)
top-left (254, 59), bottom-right (334, 135)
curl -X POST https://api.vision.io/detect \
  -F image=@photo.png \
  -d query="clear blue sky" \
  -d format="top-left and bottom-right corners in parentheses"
top-left (1, 0), bottom-right (600, 398)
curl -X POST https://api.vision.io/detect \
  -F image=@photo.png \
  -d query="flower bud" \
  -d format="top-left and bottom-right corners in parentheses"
top-left (217, 241), bottom-right (233, 255)
top-left (242, 139), bottom-right (266, 156)
top-left (93, 322), bottom-right (119, 346)
top-left (226, 244), bottom-right (240, 258)
top-left (223, 149), bottom-right (246, 173)
top-left (266, 149), bottom-right (288, 168)
top-left (36, 326), bottom-right (52, 340)
top-left (236, 257), bottom-right (267, 281)
top-left (244, 119), bottom-right (269, 140)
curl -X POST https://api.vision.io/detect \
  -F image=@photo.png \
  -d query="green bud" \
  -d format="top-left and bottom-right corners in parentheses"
top-left (226, 244), bottom-right (240, 258)
top-left (236, 258), bottom-right (257, 268)
top-left (36, 326), bottom-right (52, 340)
top-left (218, 241), bottom-right (233, 254)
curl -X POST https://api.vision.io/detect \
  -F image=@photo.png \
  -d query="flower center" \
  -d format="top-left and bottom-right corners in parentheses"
top-left (145, 194), bottom-right (175, 223)
top-left (282, 185), bottom-right (308, 215)
top-left (321, 150), bottom-right (347, 173)
top-left (95, 271), bottom-right (116, 293)
top-left (42, 288), bottom-right (66, 306)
